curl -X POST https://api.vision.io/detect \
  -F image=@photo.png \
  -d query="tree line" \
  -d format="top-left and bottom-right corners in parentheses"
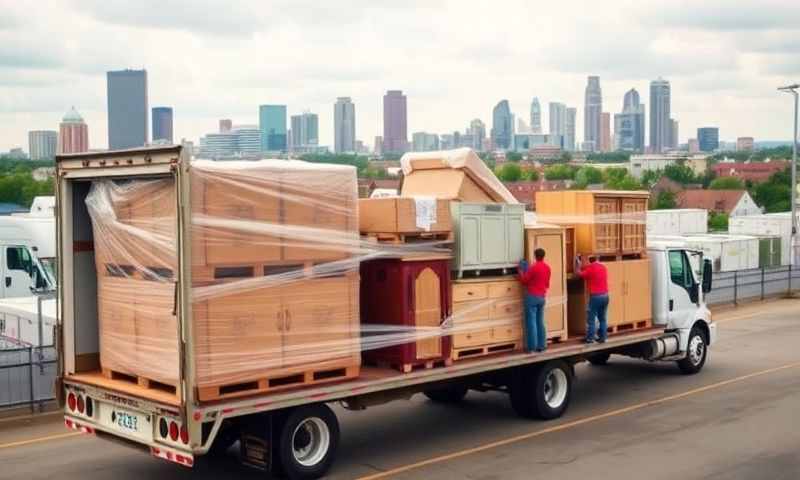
top-left (0, 155), bottom-right (54, 208)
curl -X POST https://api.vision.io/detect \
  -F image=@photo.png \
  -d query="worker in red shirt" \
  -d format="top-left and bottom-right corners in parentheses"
top-left (518, 248), bottom-right (551, 352)
top-left (575, 254), bottom-right (609, 344)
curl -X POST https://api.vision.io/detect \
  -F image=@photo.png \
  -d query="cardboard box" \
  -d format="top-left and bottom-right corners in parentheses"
top-left (358, 197), bottom-right (452, 235)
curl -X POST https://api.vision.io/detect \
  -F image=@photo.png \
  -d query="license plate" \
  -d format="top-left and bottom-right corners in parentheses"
top-left (113, 410), bottom-right (139, 433)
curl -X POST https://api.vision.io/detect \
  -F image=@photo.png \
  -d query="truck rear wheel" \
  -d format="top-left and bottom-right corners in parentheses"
top-left (424, 384), bottom-right (469, 404)
top-left (677, 326), bottom-right (707, 375)
top-left (276, 404), bottom-right (339, 480)
top-left (510, 361), bottom-right (572, 420)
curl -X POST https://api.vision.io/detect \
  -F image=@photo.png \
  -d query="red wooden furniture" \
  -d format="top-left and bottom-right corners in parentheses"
top-left (360, 256), bottom-right (452, 372)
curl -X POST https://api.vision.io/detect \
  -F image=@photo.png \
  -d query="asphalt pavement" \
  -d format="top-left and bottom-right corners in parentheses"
top-left (1, 299), bottom-right (799, 480)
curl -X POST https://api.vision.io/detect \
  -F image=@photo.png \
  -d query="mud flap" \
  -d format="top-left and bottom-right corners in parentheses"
top-left (239, 415), bottom-right (274, 472)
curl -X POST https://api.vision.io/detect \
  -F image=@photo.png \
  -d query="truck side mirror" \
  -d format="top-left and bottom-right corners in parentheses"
top-left (702, 259), bottom-right (713, 294)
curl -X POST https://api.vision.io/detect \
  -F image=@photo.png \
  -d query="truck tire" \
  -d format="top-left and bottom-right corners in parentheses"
top-left (677, 326), bottom-right (707, 375)
top-left (424, 384), bottom-right (469, 404)
top-left (588, 352), bottom-right (611, 366)
top-left (276, 404), bottom-right (339, 480)
top-left (510, 361), bottom-right (572, 420)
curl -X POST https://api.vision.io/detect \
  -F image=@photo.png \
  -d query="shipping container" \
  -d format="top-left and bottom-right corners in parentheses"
top-left (729, 212), bottom-right (800, 266)
top-left (656, 234), bottom-right (760, 272)
top-left (646, 209), bottom-right (708, 236)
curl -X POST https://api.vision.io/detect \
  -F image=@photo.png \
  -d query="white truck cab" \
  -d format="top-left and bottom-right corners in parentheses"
top-left (0, 196), bottom-right (56, 297)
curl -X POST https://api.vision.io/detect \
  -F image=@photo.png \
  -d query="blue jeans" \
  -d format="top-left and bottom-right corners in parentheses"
top-left (524, 294), bottom-right (547, 351)
top-left (587, 294), bottom-right (609, 341)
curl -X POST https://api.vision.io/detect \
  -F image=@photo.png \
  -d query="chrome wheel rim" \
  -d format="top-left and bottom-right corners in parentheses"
top-left (688, 334), bottom-right (705, 366)
top-left (544, 369), bottom-right (568, 409)
top-left (292, 417), bottom-right (330, 467)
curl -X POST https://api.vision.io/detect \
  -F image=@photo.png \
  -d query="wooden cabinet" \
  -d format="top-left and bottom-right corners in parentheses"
top-left (451, 203), bottom-right (525, 277)
top-left (535, 191), bottom-right (649, 256)
top-left (360, 257), bottom-right (452, 372)
top-left (524, 225), bottom-right (569, 342)
top-left (567, 258), bottom-right (652, 336)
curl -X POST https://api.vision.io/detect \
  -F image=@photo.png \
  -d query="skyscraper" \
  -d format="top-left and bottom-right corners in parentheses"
top-left (649, 78), bottom-right (671, 153)
top-left (530, 98), bottom-right (542, 134)
top-left (548, 102), bottom-right (567, 136)
top-left (290, 112), bottom-right (319, 150)
top-left (412, 132), bottom-right (439, 152)
top-left (468, 119), bottom-right (486, 150)
top-left (333, 97), bottom-right (356, 153)
top-left (697, 127), bottom-right (719, 152)
top-left (600, 112), bottom-right (611, 152)
top-left (614, 88), bottom-right (645, 151)
top-left (491, 100), bottom-right (513, 150)
top-left (383, 90), bottom-right (408, 154)
top-left (259, 105), bottom-right (287, 151)
top-left (28, 130), bottom-right (57, 160)
top-left (58, 107), bottom-right (89, 154)
top-left (152, 106), bottom-right (173, 144)
top-left (584, 76), bottom-right (602, 152)
top-left (219, 119), bottom-right (232, 133)
top-left (565, 107), bottom-right (576, 152)
top-left (670, 119), bottom-right (680, 149)
top-left (107, 69), bottom-right (148, 149)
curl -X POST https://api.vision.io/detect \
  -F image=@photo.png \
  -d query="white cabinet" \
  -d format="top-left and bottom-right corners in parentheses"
top-left (451, 203), bottom-right (525, 277)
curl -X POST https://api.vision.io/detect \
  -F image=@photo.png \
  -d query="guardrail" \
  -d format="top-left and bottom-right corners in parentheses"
top-left (706, 265), bottom-right (799, 306)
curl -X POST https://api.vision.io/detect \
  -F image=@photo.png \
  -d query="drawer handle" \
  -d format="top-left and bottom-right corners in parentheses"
top-left (467, 291), bottom-right (473, 296)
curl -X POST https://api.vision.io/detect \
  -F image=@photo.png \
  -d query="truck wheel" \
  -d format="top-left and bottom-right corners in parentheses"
top-left (276, 404), bottom-right (339, 480)
top-left (588, 352), bottom-right (611, 366)
top-left (510, 361), bottom-right (572, 420)
top-left (677, 326), bottom-right (707, 375)
top-left (424, 384), bottom-right (469, 404)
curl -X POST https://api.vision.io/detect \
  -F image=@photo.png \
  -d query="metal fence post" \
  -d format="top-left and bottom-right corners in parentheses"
top-left (28, 347), bottom-right (35, 414)
top-left (789, 264), bottom-right (793, 295)
top-left (761, 268), bottom-right (765, 301)
top-left (733, 271), bottom-right (738, 306)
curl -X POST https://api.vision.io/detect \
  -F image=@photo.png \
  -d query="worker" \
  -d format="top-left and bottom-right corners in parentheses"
top-left (518, 248), bottom-right (551, 352)
top-left (575, 254), bottom-right (609, 344)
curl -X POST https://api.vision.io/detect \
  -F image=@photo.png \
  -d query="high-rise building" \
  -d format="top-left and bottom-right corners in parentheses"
top-left (670, 119), bottom-right (680, 150)
top-left (548, 102), bottom-right (567, 137)
top-left (151, 106), bottom-right (173, 144)
top-left (219, 119), bottom-right (232, 133)
top-left (374, 136), bottom-right (383, 156)
top-left (468, 119), bottom-right (486, 150)
top-left (412, 132), bottom-right (439, 152)
top-left (383, 90), bottom-right (408, 154)
top-left (198, 124), bottom-right (261, 159)
top-left (334, 97), bottom-right (356, 153)
top-left (688, 138), bottom-right (700, 153)
top-left (649, 78), bottom-right (671, 153)
top-left (259, 105), bottom-right (287, 151)
top-left (107, 69), bottom-right (148, 149)
top-left (28, 130), bottom-right (57, 160)
top-left (600, 112), bottom-right (611, 152)
top-left (290, 112), bottom-right (319, 150)
top-left (697, 127), bottom-right (719, 152)
top-left (530, 98), bottom-right (542, 134)
top-left (737, 137), bottom-right (754, 151)
top-left (565, 107), bottom-right (576, 152)
top-left (584, 76), bottom-right (602, 152)
top-left (614, 88), bottom-right (645, 152)
top-left (491, 100), bottom-right (513, 150)
top-left (58, 106), bottom-right (89, 154)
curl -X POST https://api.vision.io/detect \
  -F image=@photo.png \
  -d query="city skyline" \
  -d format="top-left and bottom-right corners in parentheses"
top-left (2, 1), bottom-right (799, 152)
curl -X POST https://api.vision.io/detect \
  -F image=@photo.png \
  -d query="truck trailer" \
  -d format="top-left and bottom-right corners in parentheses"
top-left (56, 146), bottom-right (717, 479)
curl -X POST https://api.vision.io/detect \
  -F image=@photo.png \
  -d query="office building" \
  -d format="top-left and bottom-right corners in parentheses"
top-left (151, 106), bottom-right (173, 144)
top-left (28, 130), bottom-right (57, 160)
top-left (670, 119), bottom-right (679, 150)
top-left (412, 132), bottom-right (439, 152)
top-left (565, 107), bottom-right (576, 152)
top-left (530, 98), bottom-right (542, 133)
top-left (259, 105), bottom-right (287, 151)
top-left (219, 119), bottom-right (232, 133)
top-left (600, 112), bottom-right (611, 152)
top-left (491, 100), bottom-right (513, 150)
top-left (383, 90), bottom-right (408, 154)
top-left (649, 78), bottom-right (671, 153)
top-left (512, 133), bottom-right (563, 152)
top-left (290, 112), bottom-right (319, 150)
top-left (688, 138), bottom-right (700, 153)
top-left (57, 107), bottom-right (89, 154)
top-left (584, 76), bottom-right (602, 151)
top-left (334, 97), bottom-right (356, 153)
top-left (467, 119), bottom-right (486, 150)
top-left (613, 88), bottom-right (645, 152)
top-left (549, 102), bottom-right (567, 137)
top-left (736, 137), bottom-right (754, 151)
top-left (198, 124), bottom-right (262, 159)
top-left (107, 69), bottom-right (148, 149)
top-left (698, 127), bottom-right (719, 152)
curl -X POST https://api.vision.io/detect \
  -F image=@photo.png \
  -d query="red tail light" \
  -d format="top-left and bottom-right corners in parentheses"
top-left (67, 392), bottom-right (76, 412)
top-left (179, 425), bottom-right (189, 444)
top-left (169, 421), bottom-right (179, 441)
top-left (77, 395), bottom-right (85, 414)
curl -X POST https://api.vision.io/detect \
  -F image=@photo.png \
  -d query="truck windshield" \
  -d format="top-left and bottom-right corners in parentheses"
top-left (39, 257), bottom-right (57, 287)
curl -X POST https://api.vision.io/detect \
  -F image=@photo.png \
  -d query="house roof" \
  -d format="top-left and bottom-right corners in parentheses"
top-left (676, 189), bottom-right (745, 214)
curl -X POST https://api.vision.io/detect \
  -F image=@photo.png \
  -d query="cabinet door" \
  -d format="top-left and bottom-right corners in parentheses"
top-left (282, 276), bottom-right (357, 368)
top-left (623, 259), bottom-right (652, 324)
top-left (604, 261), bottom-right (626, 328)
top-left (479, 215), bottom-right (507, 265)
top-left (621, 198), bottom-right (647, 253)
top-left (460, 215), bottom-right (481, 267)
top-left (537, 233), bottom-right (566, 334)
top-left (506, 215), bottom-right (524, 263)
top-left (413, 267), bottom-right (442, 360)
top-left (593, 197), bottom-right (620, 254)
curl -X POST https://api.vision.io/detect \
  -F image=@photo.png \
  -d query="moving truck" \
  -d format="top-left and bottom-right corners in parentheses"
top-left (56, 147), bottom-right (717, 480)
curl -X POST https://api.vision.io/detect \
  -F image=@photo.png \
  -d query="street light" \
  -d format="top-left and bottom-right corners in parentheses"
top-left (778, 83), bottom-right (799, 266)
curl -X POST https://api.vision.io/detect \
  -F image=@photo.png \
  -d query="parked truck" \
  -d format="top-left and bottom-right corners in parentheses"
top-left (56, 147), bottom-right (716, 479)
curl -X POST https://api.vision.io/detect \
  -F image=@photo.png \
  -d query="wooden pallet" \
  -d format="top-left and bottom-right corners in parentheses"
top-left (103, 263), bottom-right (175, 281)
top-left (375, 357), bottom-right (453, 374)
top-left (197, 364), bottom-right (360, 402)
top-left (364, 231), bottom-right (453, 245)
top-left (605, 320), bottom-right (651, 335)
top-left (102, 368), bottom-right (178, 397)
top-left (452, 341), bottom-right (521, 361)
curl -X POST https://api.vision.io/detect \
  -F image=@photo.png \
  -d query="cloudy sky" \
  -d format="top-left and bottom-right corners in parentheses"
top-left (2, 0), bottom-right (799, 152)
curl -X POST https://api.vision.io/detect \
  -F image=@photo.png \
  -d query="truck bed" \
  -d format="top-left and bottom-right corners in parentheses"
top-left (64, 327), bottom-right (663, 417)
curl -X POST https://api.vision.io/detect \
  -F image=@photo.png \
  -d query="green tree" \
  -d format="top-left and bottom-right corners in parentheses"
top-left (478, 152), bottom-right (496, 170)
top-left (751, 167), bottom-right (792, 213)
top-left (559, 151), bottom-right (573, 163)
top-left (708, 212), bottom-right (729, 231)
top-left (663, 163), bottom-right (697, 185)
top-left (652, 191), bottom-right (677, 209)
top-left (544, 164), bottom-right (576, 180)
top-left (506, 151), bottom-right (523, 162)
top-left (585, 151), bottom-right (631, 163)
top-left (640, 168), bottom-right (663, 187)
top-left (574, 165), bottom-right (603, 188)
top-left (496, 162), bottom-right (522, 181)
top-left (521, 168), bottom-right (540, 181)
top-left (709, 176), bottom-right (745, 190)
top-left (603, 167), bottom-right (642, 190)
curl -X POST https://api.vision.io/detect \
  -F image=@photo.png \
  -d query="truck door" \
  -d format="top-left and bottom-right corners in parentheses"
top-left (3, 245), bottom-right (42, 298)
top-left (667, 249), bottom-right (699, 330)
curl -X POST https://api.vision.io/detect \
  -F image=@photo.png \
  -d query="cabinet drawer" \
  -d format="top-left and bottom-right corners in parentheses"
top-left (452, 283), bottom-right (489, 302)
top-left (452, 300), bottom-right (491, 323)
top-left (492, 324), bottom-right (522, 343)
top-left (488, 281), bottom-right (522, 298)
top-left (452, 329), bottom-right (493, 348)
top-left (490, 299), bottom-right (523, 319)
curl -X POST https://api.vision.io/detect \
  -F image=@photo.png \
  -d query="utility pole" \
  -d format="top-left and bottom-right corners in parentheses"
top-left (778, 84), bottom-right (799, 268)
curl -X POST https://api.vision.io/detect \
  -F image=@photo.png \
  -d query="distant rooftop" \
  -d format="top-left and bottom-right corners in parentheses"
top-left (62, 106), bottom-right (84, 123)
